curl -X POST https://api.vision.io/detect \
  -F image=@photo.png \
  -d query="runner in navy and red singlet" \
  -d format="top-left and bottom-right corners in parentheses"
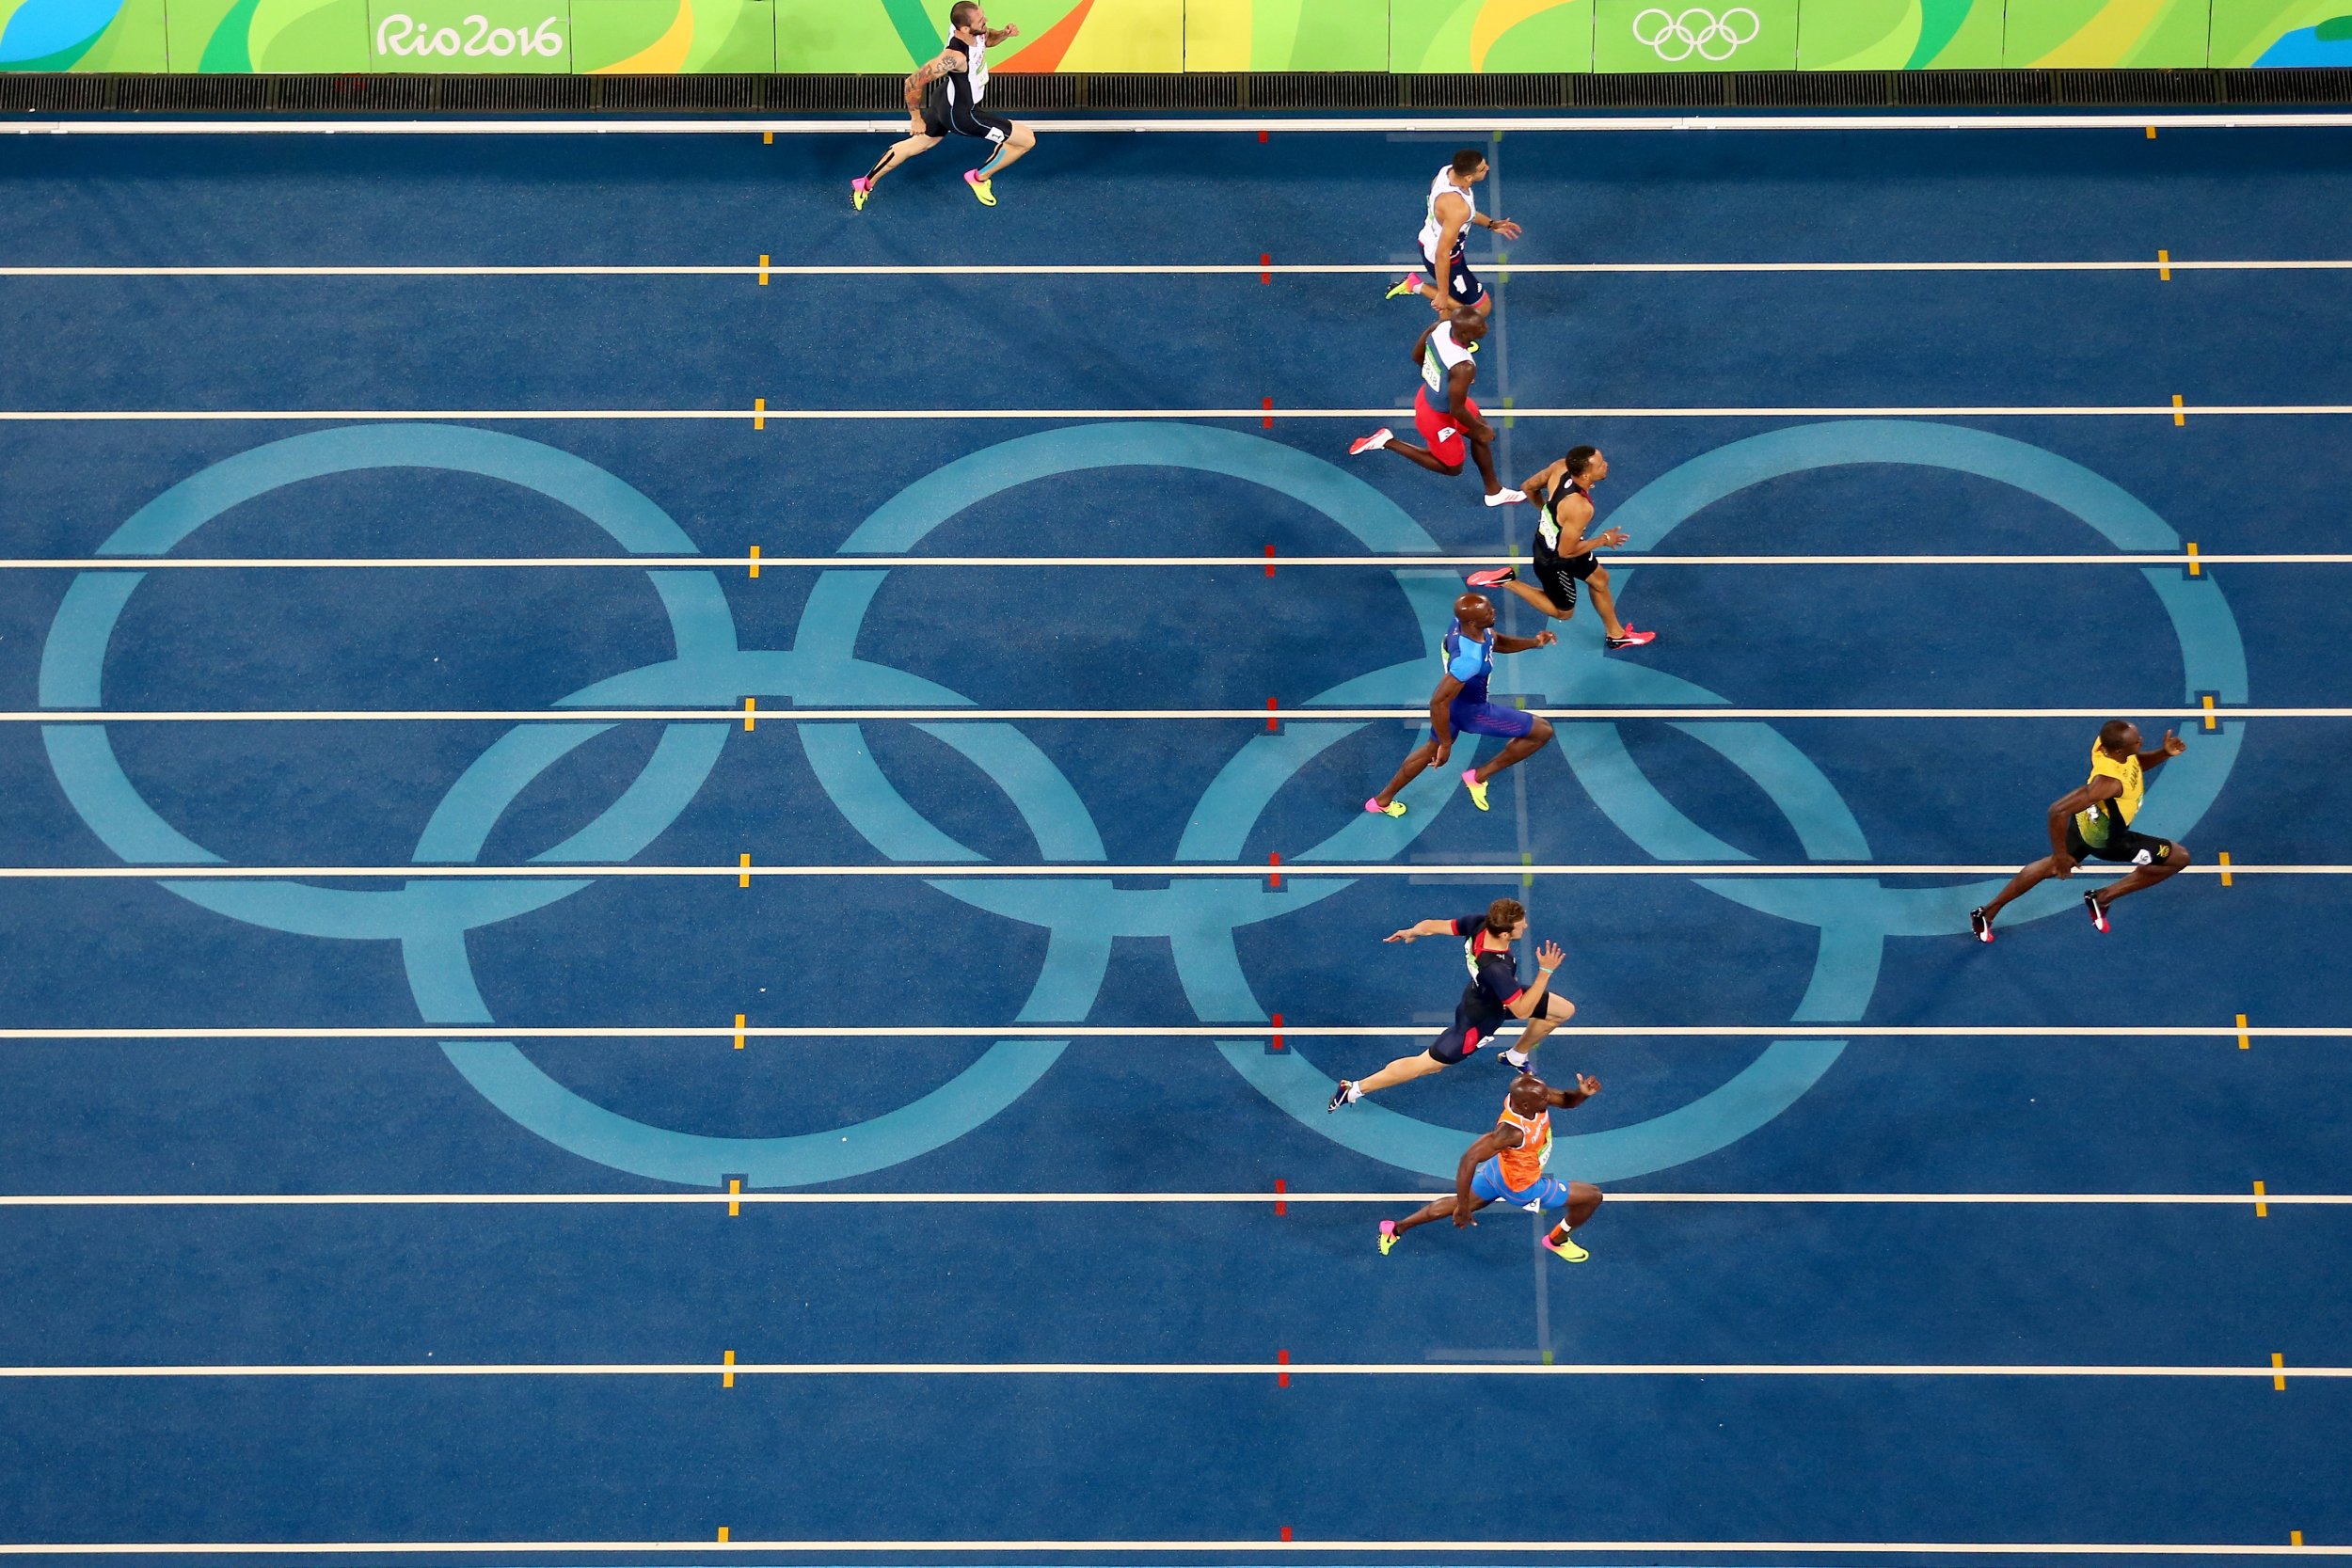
top-left (1364, 591), bottom-right (1555, 819)
top-left (851, 3), bottom-right (1037, 210)
top-left (1327, 898), bottom-right (1578, 1111)
top-left (1385, 148), bottom-right (1521, 318)
top-left (1375, 1073), bottom-right (1606, 1263)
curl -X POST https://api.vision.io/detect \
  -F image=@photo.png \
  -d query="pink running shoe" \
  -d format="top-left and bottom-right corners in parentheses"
top-left (1605, 625), bottom-right (1658, 650)
top-left (850, 177), bottom-right (873, 211)
top-left (1365, 798), bottom-right (1406, 818)
top-left (1349, 429), bottom-right (1393, 456)
top-left (1466, 567), bottom-right (1517, 588)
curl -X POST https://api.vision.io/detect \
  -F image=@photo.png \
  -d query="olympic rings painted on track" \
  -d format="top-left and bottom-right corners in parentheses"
top-left (1631, 6), bottom-right (1762, 62)
top-left (40, 420), bottom-right (2245, 1188)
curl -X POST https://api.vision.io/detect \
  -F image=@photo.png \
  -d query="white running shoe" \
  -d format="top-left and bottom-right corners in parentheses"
top-left (1484, 487), bottom-right (1526, 507)
top-left (1350, 429), bottom-right (1393, 455)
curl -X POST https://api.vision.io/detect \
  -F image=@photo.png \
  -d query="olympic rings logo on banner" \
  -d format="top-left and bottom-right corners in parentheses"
top-left (41, 420), bottom-right (2246, 1189)
top-left (1631, 6), bottom-right (1762, 61)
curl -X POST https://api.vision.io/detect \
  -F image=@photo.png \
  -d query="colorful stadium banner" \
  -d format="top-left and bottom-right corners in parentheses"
top-left (1798, 0), bottom-right (2003, 68)
top-left (772, 0), bottom-right (1181, 72)
top-left (1187, 0), bottom-right (1384, 71)
top-left (575, 0), bottom-right (776, 72)
top-left (2001, 0), bottom-right (2213, 67)
top-left (1390, 0), bottom-right (1593, 72)
top-left (0, 0), bottom-right (2345, 71)
top-left (0, 0), bottom-right (166, 68)
top-left (2213, 0), bottom-right (2352, 64)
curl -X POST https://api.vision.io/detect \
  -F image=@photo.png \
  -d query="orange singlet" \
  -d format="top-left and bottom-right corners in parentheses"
top-left (1494, 1097), bottom-right (1552, 1190)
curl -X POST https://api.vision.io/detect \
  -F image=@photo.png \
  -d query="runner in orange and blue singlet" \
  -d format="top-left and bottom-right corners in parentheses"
top-left (1376, 1073), bottom-right (1606, 1263)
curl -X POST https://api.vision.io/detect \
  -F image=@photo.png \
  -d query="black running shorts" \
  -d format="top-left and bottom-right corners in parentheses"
top-left (924, 87), bottom-right (1012, 144)
top-left (1426, 1025), bottom-right (1484, 1065)
top-left (1534, 547), bottom-right (1599, 612)
top-left (2065, 821), bottom-right (2176, 865)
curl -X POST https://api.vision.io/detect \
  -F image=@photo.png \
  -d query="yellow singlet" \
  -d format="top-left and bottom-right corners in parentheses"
top-left (2072, 741), bottom-right (2144, 849)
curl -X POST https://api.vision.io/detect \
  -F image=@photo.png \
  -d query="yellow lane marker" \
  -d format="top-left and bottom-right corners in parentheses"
top-left (2255, 1180), bottom-right (2269, 1217)
top-left (2172, 394), bottom-right (2186, 426)
top-left (2296, 1531), bottom-right (2306, 1548)
top-left (754, 397), bottom-right (766, 431)
top-left (1498, 247), bottom-right (1510, 286)
top-left (2273, 1352), bottom-right (2287, 1391)
top-left (743, 697), bottom-right (757, 732)
top-left (2158, 248), bottom-right (2171, 280)
top-left (2185, 541), bottom-right (2200, 576)
top-left (2145, 125), bottom-right (2157, 138)
top-left (734, 1013), bottom-right (747, 1051)
top-left (1521, 849), bottom-right (1534, 893)
top-left (739, 853), bottom-right (753, 888)
top-left (719, 1526), bottom-right (731, 1543)
top-left (2221, 853), bottom-right (2235, 888)
top-left (2237, 1011), bottom-right (2250, 1048)
top-left (748, 545), bottom-right (761, 579)
top-left (2202, 694), bottom-right (2217, 731)
top-left (758, 254), bottom-right (771, 285)
top-left (728, 1178), bottom-right (741, 1216)
top-left (763, 129), bottom-right (773, 143)
top-left (723, 1350), bottom-right (737, 1388)
top-left (1502, 393), bottom-right (1516, 430)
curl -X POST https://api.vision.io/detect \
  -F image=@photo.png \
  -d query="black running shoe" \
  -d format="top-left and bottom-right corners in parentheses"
top-left (1327, 1081), bottom-right (1355, 1113)
top-left (1969, 907), bottom-right (1994, 943)
top-left (2084, 892), bottom-right (2110, 933)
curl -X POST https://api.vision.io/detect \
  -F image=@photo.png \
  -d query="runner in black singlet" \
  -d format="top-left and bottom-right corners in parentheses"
top-left (1469, 445), bottom-right (1657, 651)
top-left (851, 3), bottom-right (1038, 210)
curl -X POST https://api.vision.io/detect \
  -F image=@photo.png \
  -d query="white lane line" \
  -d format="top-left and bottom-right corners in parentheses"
top-left (20, 111), bottom-right (2352, 133)
top-left (0, 863), bottom-right (2326, 879)
top-left (0, 404), bottom-right (2348, 421)
top-left (0, 1191), bottom-right (2334, 1208)
top-left (0, 1359), bottom-right (2335, 1379)
top-left (0, 1024), bottom-right (2334, 1041)
top-left (18, 705), bottom-right (2349, 721)
top-left (0, 1539), bottom-right (2339, 1559)
top-left (5, 259), bottom-right (2349, 278)
top-left (4, 552), bottom-right (2344, 569)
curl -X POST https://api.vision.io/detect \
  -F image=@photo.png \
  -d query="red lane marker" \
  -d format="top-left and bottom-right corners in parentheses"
top-left (1268, 852), bottom-right (1283, 891)
top-left (1263, 544), bottom-right (1276, 578)
top-left (1275, 1177), bottom-right (1288, 1214)
top-left (1261, 395), bottom-right (1274, 430)
top-left (1271, 1011), bottom-right (1285, 1053)
top-left (1259, 130), bottom-right (1271, 144)
top-left (1260, 252), bottom-right (1271, 284)
top-left (1279, 1528), bottom-right (1294, 1541)
top-left (1277, 1349), bottom-right (1291, 1388)
top-left (1265, 696), bottom-right (1279, 733)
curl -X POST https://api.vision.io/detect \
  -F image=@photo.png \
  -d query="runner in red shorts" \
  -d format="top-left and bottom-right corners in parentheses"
top-left (1347, 306), bottom-right (1524, 508)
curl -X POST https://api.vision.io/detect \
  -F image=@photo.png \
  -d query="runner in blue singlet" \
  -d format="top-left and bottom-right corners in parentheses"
top-left (1365, 591), bottom-right (1557, 819)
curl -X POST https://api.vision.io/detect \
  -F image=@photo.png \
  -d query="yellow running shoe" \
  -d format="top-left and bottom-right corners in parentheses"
top-left (1544, 1229), bottom-right (1589, 1263)
top-left (1364, 798), bottom-right (1406, 818)
top-left (1386, 274), bottom-right (1422, 300)
top-left (850, 178), bottom-right (873, 211)
top-left (1378, 1220), bottom-right (1399, 1256)
top-left (1462, 768), bottom-right (1489, 811)
top-left (964, 169), bottom-right (996, 206)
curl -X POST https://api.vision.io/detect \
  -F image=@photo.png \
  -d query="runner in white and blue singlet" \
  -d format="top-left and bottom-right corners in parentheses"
top-left (1385, 148), bottom-right (1521, 317)
top-left (1365, 592), bottom-right (1556, 819)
